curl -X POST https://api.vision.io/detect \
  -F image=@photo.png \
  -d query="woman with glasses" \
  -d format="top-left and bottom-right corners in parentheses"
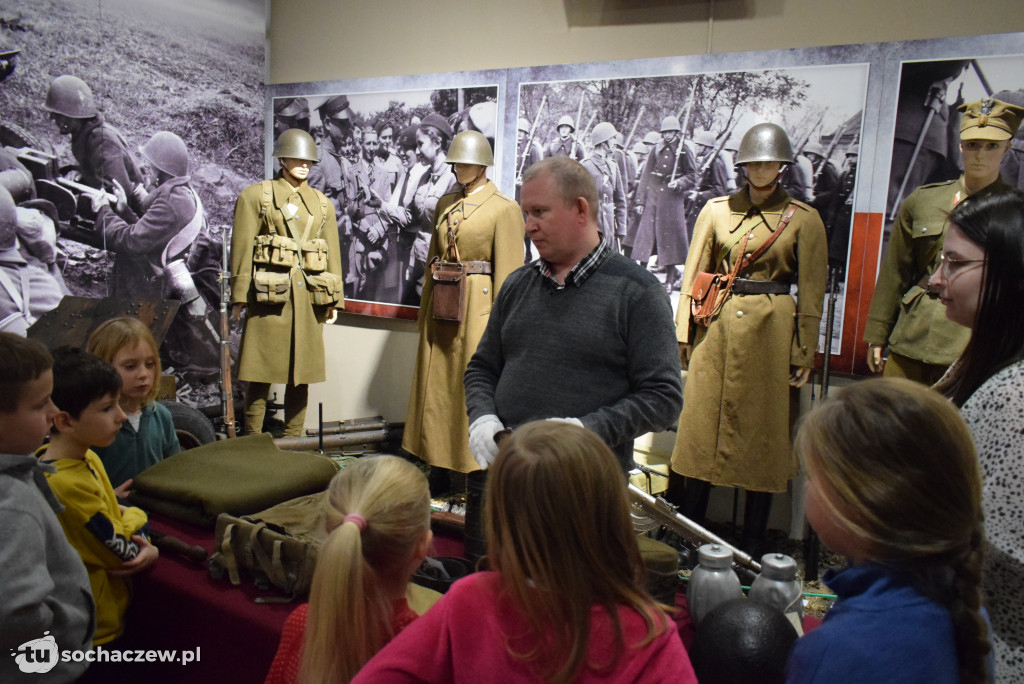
top-left (930, 189), bottom-right (1024, 680)
top-left (864, 98), bottom-right (1024, 384)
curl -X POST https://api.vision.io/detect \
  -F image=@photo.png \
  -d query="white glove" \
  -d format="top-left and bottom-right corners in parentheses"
top-left (469, 414), bottom-right (505, 469)
top-left (547, 417), bottom-right (584, 427)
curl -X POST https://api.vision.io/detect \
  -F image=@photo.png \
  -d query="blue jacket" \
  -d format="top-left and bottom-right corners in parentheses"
top-left (786, 563), bottom-right (959, 683)
top-left (93, 401), bottom-right (179, 488)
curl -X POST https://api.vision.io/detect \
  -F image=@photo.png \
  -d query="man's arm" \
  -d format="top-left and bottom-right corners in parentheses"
top-left (464, 292), bottom-right (507, 425)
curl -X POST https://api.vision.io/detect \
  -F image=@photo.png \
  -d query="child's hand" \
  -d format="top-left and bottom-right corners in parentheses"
top-left (113, 478), bottom-right (134, 499)
top-left (108, 536), bottom-right (159, 577)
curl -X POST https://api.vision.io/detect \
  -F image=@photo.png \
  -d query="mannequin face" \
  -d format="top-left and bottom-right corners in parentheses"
top-left (453, 163), bottom-right (485, 186)
top-left (960, 138), bottom-right (1010, 188)
top-left (743, 161), bottom-right (783, 188)
top-left (280, 157), bottom-right (311, 185)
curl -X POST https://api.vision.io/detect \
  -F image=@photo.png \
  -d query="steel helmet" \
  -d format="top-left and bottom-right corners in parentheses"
top-left (517, 118), bottom-right (531, 133)
top-left (590, 122), bottom-right (617, 147)
top-left (140, 131), bottom-right (189, 177)
top-left (557, 115), bottom-right (575, 131)
top-left (273, 128), bottom-right (319, 163)
top-left (734, 123), bottom-right (794, 165)
top-left (642, 131), bottom-right (661, 145)
top-left (660, 116), bottom-right (681, 133)
top-left (693, 129), bottom-right (717, 148)
top-left (43, 75), bottom-right (98, 118)
top-left (803, 141), bottom-right (826, 158)
top-left (446, 130), bottom-right (493, 166)
top-left (631, 141), bottom-right (648, 155)
top-left (845, 145), bottom-right (859, 156)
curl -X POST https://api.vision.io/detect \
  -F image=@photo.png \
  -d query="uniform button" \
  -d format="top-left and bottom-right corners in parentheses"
top-left (483, 287), bottom-right (489, 295)
top-left (736, 310), bottom-right (744, 318)
top-left (297, 281), bottom-right (304, 287)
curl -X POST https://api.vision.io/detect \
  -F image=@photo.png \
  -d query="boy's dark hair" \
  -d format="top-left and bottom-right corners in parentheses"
top-left (0, 332), bottom-right (54, 413)
top-left (50, 346), bottom-right (122, 420)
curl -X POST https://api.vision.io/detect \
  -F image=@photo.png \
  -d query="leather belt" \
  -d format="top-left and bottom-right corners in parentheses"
top-left (731, 278), bottom-right (791, 295)
top-left (461, 261), bottom-right (492, 275)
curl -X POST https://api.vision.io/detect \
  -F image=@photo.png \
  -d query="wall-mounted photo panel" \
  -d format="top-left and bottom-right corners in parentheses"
top-left (268, 80), bottom-right (502, 319)
top-left (1, 0), bottom-right (264, 410)
top-left (515, 63), bottom-right (870, 360)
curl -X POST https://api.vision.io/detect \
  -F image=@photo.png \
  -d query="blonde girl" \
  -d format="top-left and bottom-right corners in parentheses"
top-left (353, 421), bottom-right (697, 683)
top-left (787, 378), bottom-right (988, 684)
top-left (265, 455), bottom-right (432, 684)
top-left (87, 316), bottom-right (179, 491)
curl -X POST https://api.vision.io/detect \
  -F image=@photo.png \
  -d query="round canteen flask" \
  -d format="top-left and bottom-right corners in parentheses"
top-left (688, 543), bottom-right (743, 624)
top-left (749, 553), bottom-right (803, 621)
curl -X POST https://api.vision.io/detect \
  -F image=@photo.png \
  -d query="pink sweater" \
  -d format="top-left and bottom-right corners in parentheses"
top-left (353, 571), bottom-right (697, 683)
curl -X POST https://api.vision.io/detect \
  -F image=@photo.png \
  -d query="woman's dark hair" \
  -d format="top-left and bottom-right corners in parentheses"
top-left (935, 189), bottom-right (1024, 407)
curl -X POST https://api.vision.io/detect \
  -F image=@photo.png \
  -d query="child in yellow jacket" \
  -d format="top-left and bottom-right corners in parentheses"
top-left (39, 347), bottom-right (158, 645)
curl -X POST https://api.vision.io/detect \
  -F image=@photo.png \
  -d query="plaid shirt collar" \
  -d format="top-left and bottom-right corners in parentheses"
top-left (533, 238), bottom-right (612, 289)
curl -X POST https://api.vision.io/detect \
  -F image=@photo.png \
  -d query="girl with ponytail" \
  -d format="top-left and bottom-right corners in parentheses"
top-left (265, 456), bottom-right (432, 684)
top-left (786, 378), bottom-right (989, 683)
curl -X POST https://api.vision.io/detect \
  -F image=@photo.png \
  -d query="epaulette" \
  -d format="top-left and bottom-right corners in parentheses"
top-left (493, 190), bottom-right (517, 203)
top-left (786, 199), bottom-right (814, 212)
top-left (916, 179), bottom-right (959, 191)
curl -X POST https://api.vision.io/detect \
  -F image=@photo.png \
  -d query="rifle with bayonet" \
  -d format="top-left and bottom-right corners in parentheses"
top-left (623, 105), bottom-right (645, 150)
top-left (569, 91), bottom-right (586, 159)
top-left (517, 95), bottom-right (547, 182)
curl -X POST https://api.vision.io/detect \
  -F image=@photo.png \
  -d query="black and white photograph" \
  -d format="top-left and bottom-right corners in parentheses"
top-left (270, 85), bottom-right (500, 320)
top-left (0, 0), bottom-right (264, 413)
top-left (885, 55), bottom-right (1024, 226)
top-left (516, 64), bottom-right (869, 351)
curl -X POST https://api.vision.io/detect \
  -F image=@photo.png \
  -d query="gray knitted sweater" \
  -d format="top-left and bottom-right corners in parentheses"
top-left (465, 251), bottom-right (682, 467)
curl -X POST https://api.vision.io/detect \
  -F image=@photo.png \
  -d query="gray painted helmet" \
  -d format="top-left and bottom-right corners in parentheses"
top-left (735, 123), bottom-right (794, 165)
top-left (273, 128), bottom-right (319, 162)
top-left (446, 130), bottom-right (493, 166)
top-left (557, 114), bottom-right (575, 131)
top-left (590, 121), bottom-right (617, 147)
top-left (43, 75), bottom-right (98, 118)
top-left (660, 116), bottom-right (682, 133)
top-left (141, 131), bottom-right (189, 177)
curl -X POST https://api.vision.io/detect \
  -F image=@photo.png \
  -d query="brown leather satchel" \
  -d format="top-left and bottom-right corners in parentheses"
top-left (430, 256), bottom-right (467, 322)
top-left (691, 204), bottom-right (797, 326)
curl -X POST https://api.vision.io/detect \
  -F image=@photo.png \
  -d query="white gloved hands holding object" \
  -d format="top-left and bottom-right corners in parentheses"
top-left (469, 414), bottom-right (505, 469)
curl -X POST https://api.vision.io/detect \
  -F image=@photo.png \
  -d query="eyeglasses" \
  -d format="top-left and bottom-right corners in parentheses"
top-left (938, 253), bottom-right (986, 277)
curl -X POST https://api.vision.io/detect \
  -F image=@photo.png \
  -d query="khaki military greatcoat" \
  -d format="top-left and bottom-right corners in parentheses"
top-left (402, 181), bottom-right (525, 472)
top-left (230, 177), bottom-right (343, 385)
top-left (672, 186), bottom-right (826, 492)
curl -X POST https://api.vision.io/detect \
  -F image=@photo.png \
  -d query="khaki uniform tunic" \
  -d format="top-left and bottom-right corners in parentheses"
top-left (402, 181), bottom-right (524, 472)
top-left (672, 187), bottom-right (826, 492)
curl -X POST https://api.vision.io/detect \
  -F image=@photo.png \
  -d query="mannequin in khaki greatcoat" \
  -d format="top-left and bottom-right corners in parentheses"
top-left (402, 132), bottom-right (524, 474)
top-left (231, 130), bottom-right (343, 436)
top-left (668, 123), bottom-right (826, 550)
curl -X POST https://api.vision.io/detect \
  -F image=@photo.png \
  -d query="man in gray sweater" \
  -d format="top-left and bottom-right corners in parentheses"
top-left (465, 157), bottom-right (682, 470)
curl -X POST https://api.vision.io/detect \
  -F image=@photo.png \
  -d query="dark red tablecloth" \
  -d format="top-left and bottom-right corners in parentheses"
top-left (107, 515), bottom-right (815, 683)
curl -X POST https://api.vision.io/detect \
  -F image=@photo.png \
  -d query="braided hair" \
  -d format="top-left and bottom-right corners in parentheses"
top-left (795, 378), bottom-right (989, 683)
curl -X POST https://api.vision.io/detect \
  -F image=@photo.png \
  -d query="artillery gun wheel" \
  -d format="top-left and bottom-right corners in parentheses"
top-left (159, 400), bottom-right (217, 450)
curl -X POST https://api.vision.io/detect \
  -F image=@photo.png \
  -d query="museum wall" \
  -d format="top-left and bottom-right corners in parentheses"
top-left (270, 0), bottom-right (1024, 430)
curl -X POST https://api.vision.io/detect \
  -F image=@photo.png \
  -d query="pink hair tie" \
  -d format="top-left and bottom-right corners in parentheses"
top-left (344, 513), bottom-right (367, 531)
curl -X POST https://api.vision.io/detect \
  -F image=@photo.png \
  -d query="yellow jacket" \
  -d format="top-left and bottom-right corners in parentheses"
top-left (38, 447), bottom-right (148, 645)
